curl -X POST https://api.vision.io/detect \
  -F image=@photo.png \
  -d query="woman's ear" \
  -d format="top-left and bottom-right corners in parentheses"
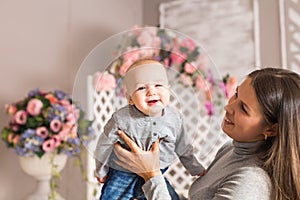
top-left (264, 123), bottom-right (278, 137)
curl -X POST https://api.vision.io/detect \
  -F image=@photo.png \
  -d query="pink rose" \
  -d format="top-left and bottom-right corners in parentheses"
top-left (26, 98), bottom-right (43, 116)
top-left (8, 133), bottom-right (14, 143)
top-left (36, 126), bottom-right (49, 139)
top-left (51, 135), bottom-right (61, 148)
top-left (14, 110), bottom-right (27, 125)
top-left (58, 125), bottom-right (71, 141)
top-left (184, 62), bottom-right (197, 74)
top-left (226, 77), bottom-right (237, 98)
top-left (8, 133), bottom-right (20, 145)
top-left (180, 38), bottom-right (196, 52)
top-left (42, 139), bottom-right (56, 152)
top-left (93, 71), bottom-right (117, 92)
top-left (12, 135), bottom-right (20, 145)
top-left (50, 119), bottom-right (62, 132)
top-left (137, 29), bottom-right (161, 48)
top-left (170, 51), bottom-right (187, 65)
top-left (119, 62), bottom-right (131, 77)
top-left (5, 104), bottom-right (17, 115)
top-left (179, 74), bottom-right (193, 86)
top-left (195, 76), bottom-right (209, 91)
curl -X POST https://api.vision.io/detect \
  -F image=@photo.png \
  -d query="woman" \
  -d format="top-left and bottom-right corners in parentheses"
top-left (114, 68), bottom-right (300, 200)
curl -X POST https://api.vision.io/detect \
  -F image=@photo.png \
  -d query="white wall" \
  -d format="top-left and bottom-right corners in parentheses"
top-left (0, 0), bottom-right (142, 199)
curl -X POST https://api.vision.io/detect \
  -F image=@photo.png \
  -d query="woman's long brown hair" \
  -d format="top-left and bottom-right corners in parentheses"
top-left (249, 68), bottom-right (300, 200)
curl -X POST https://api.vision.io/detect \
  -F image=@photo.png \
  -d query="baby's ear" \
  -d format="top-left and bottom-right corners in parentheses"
top-left (125, 93), bottom-right (134, 105)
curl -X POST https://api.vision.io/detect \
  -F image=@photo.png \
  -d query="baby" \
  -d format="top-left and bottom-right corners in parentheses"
top-left (94, 59), bottom-right (204, 199)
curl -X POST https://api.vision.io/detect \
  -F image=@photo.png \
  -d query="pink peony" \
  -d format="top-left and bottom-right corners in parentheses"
top-left (93, 71), bottom-right (117, 92)
top-left (45, 93), bottom-right (58, 104)
top-left (180, 38), bottom-right (196, 52)
top-left (170, 51), bottom-right (187, 65)
top-left (226, 77), bottom-right (237, 98)
top-left (184, 62), bottom-right (197, 74)
top-left (12, 135), bottom-right (20, 145)
top-left (50, 119), bottom-right (62, 133)
top-left (179, 74), bottom-right (193, 86)
top-left (7, 133), bottom-right (14, 143)
top-left (119, 62), bottom-right (131, 77)
top-left (58, 125), bottom-right (71, 141)
top-left (5, 104), bottom-right (17, 115)
top-left (8, 133), bottom-right (20, 145)
top-left (42, 139), bottom-right (56, 152)
top-left (51, 135), bottom-right (62, 148)
top-left (195, 76), bottom-right (209, 91)
top-left (26, 98), bottom-right (43, 116)
top-left (36, 126), bottom-right (49, 139)
top-left (14, 110), bottom-right (27, 125)
top-left (137, 29), bottom-right (161, 48)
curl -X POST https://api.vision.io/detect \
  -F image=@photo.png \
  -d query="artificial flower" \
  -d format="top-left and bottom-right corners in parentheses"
top-left (1, 89), bottom-right (94, 158)
top-left (93, 26), bottom-right (236, 116)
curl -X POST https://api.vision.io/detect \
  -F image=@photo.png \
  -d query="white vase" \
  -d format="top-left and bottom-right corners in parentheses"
top-left (18, 153), bottom-right (68, 200)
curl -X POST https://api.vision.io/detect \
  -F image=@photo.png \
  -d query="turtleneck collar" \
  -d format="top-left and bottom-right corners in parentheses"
top-left (232, 140), bottom-right (265, 155)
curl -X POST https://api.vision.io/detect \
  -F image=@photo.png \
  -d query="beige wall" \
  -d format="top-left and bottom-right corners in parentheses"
top-left (0, 0), bottom-right (282, 199)
top-left (0, 1), bottom-right (142, 199)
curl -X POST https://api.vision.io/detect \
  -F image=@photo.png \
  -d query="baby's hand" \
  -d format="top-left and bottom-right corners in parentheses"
top-left (96, 175), bottom-right (107, 183)
top-left (198, 169), bottom-right (206, 176)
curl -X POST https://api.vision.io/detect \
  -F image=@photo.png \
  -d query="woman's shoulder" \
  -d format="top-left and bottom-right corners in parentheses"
top-left (227, 166), bottom-right (272, 199)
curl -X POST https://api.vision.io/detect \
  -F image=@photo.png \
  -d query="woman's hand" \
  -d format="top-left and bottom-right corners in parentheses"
top-left (114, 130), bottom-right (162, 181)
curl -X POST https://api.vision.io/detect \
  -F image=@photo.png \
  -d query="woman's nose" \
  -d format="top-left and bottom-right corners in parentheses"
top-left (224, 97), bottom-right (234, 114)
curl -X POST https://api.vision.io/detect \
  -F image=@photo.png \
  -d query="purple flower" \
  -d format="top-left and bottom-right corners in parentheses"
top-left (54, 90), bottom-right (68, 100)
top-left (28, 88), bottom-right (40, 98)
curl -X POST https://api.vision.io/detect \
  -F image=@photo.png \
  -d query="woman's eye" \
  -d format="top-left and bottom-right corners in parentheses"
top-left (155, 84), bottom-right (163, 88)
top-left (241, 104), bottom-right (247, 113)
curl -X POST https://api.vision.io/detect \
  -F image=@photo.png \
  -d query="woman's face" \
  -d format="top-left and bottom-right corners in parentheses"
top-left (222, 77), bottom-right (267, 142)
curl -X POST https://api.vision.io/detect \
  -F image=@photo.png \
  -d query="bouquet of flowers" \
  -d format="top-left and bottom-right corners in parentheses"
top-left (93, 26), bottom-right (237, 116)
top-left (1, 88), bottom-right (94, 158)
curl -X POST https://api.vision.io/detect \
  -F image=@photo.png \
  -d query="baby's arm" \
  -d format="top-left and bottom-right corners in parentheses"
top-left (175, 122), bottom-right (205, 175)
top-left (93, 116), bottom-right (119, 183)
top-left (94, 159), bottom-right (109, 183)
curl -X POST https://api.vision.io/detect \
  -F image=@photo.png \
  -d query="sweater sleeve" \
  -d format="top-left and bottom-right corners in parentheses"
top-left (94, 116), bottom-right (118, 178)
top-left (175, 121), bottom-right (205, 175)
top-left (212, 167), bottom-right (272, 200)
top-left (142, 175), bottom-right (172, 200)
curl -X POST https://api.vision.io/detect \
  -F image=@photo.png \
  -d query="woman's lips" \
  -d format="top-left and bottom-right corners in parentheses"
top-left (224, 117), bottom-right (234, 125)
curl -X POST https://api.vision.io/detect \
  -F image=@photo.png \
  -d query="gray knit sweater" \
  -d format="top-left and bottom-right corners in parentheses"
top-left (142, 140), bottom-right (273, 200)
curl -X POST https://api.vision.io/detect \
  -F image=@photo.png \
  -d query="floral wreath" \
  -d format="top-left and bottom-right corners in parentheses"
top-left (93, 26), bottom-right (236, 116)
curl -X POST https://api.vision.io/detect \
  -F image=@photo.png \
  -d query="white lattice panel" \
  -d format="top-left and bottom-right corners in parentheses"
top-left (280, 0), bottom-right (300, 73)
top-left (86, 74), bottom-right (230, 198)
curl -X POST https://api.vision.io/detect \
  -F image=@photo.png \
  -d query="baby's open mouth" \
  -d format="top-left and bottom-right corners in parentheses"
top-left (147, 100), bottom-right (159, 105)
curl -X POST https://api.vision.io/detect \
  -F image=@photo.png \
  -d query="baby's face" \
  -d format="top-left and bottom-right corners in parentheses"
top-left (130, 82), bottom-right (170, 117)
